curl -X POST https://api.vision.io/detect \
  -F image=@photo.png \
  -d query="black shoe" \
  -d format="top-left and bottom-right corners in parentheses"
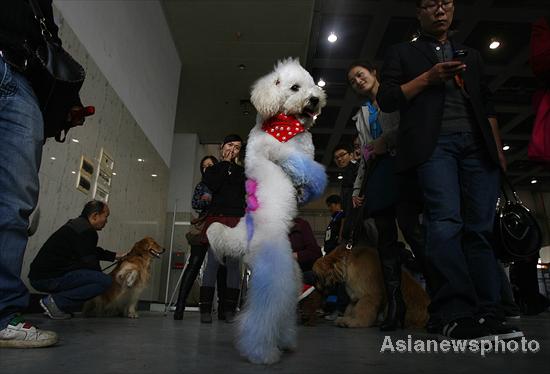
top-left (223, 288), bottom-right (240, 324)
top-left (200, 311), bottom-right (213, 324)
top-left (478, 316), bottom-right (524, 340)
top-left (199, 286), bottom-right (215, 324)
top-left (439, 317), bottom-right (493, 340)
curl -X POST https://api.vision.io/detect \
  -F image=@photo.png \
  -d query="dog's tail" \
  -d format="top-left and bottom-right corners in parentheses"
top-left (206, 218), bottom-right (248, 259)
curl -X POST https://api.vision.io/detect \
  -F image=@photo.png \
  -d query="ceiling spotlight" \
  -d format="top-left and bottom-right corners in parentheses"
top-left (489, 39), bottom-right (501, 50)
top-left (337, 174), bottom-right (343, 180)
top-left (112, 172), bottom-right (117, 176)
top-left (502, 145), bottom-right (510, 151)
top-left (71, 138), bottom-right (79, 143)
top-left (238, 64), bottom-right (246, 70)
top-left (327, 32), bottom-right (338, 43)
top-left (71, 171), bottom-right (76, 174)
top-left (50, 156), bottom-right (56, 160)
top-left (151, 174), bottom-right (158, 178)
top-left (137, 158), bottom-right (144, 162)
top-left (531, 179), bottom-right (538, 184)
top-left (411, 36), bottom-right (418, 42)
top-left (317, 79), bottom-right (326, 87)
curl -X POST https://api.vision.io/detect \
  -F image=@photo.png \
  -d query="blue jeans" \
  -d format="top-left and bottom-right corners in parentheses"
top-left (30, 270), bottom-right (112, 312)
top-left (416, 133), bottom-right (500, 327)
top-left (0, 56), bottom-right (44, 329)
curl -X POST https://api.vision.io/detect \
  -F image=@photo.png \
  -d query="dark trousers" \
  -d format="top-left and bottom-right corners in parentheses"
top-left (416, 133), bottom-right (500, 326)
top-left (30, 269), bottom-right (112, 312)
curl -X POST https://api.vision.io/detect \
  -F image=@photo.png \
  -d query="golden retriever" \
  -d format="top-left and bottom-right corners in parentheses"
top-left (83, 237), bottom-right (164, 318)
top-left (313, 244), bottom-right (429, 329)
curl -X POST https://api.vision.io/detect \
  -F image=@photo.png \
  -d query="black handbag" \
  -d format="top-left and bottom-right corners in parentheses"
top-left (27, 0), bottom-right (86, 142)
top-left (493, 174), bottom-right (542, 261)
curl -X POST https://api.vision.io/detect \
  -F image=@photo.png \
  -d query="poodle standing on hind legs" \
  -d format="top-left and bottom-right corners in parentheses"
top-left (207, 58), bottom-right (327, 364)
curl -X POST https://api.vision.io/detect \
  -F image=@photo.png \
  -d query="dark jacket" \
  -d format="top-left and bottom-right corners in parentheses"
top-left (289, 218), bottom-right (322, 272)
top-left (0, 0), bottom-right (61, 56)
top-left (377, 35), bottom-right (499, 172)
top-left (202, 161), bottom-right (246, 217)
top-left (340, 161), bottom-right (359, 216)
top-left (324, 211), bottom-right (344, 254)
top-left (29, 217), bottom-right (116, 280)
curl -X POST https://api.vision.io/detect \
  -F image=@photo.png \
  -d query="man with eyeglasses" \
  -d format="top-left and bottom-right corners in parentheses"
top-left (377, 0), bottom-right (521, 340)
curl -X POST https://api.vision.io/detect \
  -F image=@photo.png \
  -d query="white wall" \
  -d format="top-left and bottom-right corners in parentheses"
top-left (54, 0), bottom-right (181, 166)
top-left (167, 134), bottom-right (203, 212)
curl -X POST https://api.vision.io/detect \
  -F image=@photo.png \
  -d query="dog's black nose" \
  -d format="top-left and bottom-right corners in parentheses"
top-left (309, 96), bottom-right (319, 106)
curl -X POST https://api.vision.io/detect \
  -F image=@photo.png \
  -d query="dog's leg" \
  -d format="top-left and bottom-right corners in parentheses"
top-left (335, 295), bottom-right (380, 328)
top-left (127, 293), bottom-right (140, 319)
top-left (237, 240), bottom-right (295, 365)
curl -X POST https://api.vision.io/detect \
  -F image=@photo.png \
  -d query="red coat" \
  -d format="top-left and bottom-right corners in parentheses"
top-left (289, 218), bottom-right (322, 272)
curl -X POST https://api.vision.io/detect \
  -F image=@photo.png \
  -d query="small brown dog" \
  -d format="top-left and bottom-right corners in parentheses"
top-left (83, 237), bottom-right (164, 318)
top-left (313, 244), bottom-right (429, 329)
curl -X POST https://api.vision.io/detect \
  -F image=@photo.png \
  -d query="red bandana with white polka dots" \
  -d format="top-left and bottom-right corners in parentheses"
top-left (261, 114), bottom-right (306, 143)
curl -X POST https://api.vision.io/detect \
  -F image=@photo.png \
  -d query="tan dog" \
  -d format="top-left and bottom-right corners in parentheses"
top-left (313, 244), bottom-right (429, 329)
top-left (83, 237), bottom-right (164, 318)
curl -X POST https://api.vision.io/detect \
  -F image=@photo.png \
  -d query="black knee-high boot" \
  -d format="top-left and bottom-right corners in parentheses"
top-left (379, 246), bottom-right (406, 331)
top-left (216, 266), bottom-right (228, 320)
top-left (174, 246), bottom-right (207, 320)
top-left (199, 286), bottom-right (215, 323)
top-left (223, 288), bottom-right (241, 324)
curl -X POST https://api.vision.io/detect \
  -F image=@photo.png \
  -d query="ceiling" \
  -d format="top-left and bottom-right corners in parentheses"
top-left (162, 0), bottom-right (549, 191)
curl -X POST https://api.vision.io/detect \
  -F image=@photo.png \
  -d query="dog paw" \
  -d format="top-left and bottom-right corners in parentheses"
top-left (127, 311), bottom-right (139, 319)
top-left (335, 317), bottom-right (350, 328)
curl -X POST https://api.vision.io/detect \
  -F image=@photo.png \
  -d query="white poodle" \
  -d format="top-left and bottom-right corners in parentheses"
top-left (207, 58), bottom-right (327, 364)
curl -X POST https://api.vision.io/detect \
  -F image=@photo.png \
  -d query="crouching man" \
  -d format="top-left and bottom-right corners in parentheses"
top-left (28, 201), bottom-right (123, 319)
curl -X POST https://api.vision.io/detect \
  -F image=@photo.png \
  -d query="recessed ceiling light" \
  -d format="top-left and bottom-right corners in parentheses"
top-left (531, 179), bottom-right (538, 184)
top-left (337, 174), bottom-right (343, 180)
top-left (411, 36), bottom-right (418, 42)
top-left (71, 138), bottom-right (79, 143)
top-left (50, 156), bottom-right (56, 160)
top-left (151, 174), bottom-right (158, 178)
top-left (502, 145), bottom-right (510, 151)
top-left (137, 158), bottom-right (144, 162)
top-left (327, 32), bottom-right (338, 43)
top-left (112, 172), bottom-right (117, 176)
top-left (317, 79), bottom-right (326, 87)
top-left (238, 64), bottom-right (246, 70)
top-left (71, 171), bottom-right (76, 174)
top-left (489, 39), bottom-right (501, 50)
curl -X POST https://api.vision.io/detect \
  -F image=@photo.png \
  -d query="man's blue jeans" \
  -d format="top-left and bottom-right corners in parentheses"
top-left (30, 270), bottom-right (112, 312)
top-left (0, 56), bottom-right (44, 329)
top-left (416, 133), bottom-right (500, 327)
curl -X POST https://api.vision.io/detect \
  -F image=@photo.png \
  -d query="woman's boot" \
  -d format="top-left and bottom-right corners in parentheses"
top-left (174, 247), bottom-right (207, 320)
top-left (223, 288), bottom-right (241, 323)
top-left (199, 286), bottom-right (215, 323)
top-left (379, 245), bottom-right (406, 331)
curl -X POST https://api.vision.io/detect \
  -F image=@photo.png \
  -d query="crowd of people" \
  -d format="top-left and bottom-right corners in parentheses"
top-left (1, 0), bottom-right (548, 351)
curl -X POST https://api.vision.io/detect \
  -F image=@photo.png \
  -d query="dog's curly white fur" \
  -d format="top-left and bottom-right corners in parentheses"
top-left (207, 58), bottom-right (327, 364)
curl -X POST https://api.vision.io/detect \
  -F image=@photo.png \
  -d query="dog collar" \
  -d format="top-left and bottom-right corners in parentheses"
top-left (262, 114), bottom-right (305, 143)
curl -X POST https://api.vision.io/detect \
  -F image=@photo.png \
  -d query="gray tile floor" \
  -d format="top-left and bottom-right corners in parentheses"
top-left (2, 311), bottom-right (549, 374)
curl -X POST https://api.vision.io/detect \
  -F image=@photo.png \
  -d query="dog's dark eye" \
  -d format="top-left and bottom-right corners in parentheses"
top-left (290, 84), bottom-right (300, 92)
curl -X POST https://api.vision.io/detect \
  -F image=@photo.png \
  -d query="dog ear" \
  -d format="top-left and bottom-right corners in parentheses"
top-left (250, 72), bottom-right (282, 119)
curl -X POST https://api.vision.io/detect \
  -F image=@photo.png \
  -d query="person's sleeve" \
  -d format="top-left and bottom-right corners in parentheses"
top-left (202, 162), bottom-right (231, 192)
top-left (295, 220), bottom-right (322, 265)
top-left (41, 1), bottom-right (62, 45)
top-left (380, 112), bottom-right (400, 149)
top-left (476, 50), bottom-right (497, 118)
top-left (96, 247), bottom-right (117, 262)
top-left (377, 45), bottom-right (408, 112)
top-left (191, 183), bottom-right (210, 211)
top-left (352, 158), bottom-right (365, 197)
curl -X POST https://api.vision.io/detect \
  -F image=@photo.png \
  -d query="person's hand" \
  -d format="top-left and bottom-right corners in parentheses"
top-left (352, 195), bottom-right (364, 208)
top-left (67, 106), bottom-right (86, 127)
top-left (200, 194), bottom-right (211, 202)
top-left (366, 138), bottom-right (387, 158)
top-left (425, 61), bottom-right (466, 85)
top-left (116, 251), bottom-right (129, 260)
top-left (292, 252), bottom-right (298, 260)
top-left (221, 147), bottom-right (238, 162)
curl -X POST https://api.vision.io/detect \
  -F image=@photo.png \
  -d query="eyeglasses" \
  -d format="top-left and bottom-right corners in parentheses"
top-left (419, 1), bottom-right (454, 12)
top-left (334, 152), bottom-right (349, 160)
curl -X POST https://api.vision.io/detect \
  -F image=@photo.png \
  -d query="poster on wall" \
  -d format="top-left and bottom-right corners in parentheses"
top-left (93, 148), bottom-right (114, 202)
